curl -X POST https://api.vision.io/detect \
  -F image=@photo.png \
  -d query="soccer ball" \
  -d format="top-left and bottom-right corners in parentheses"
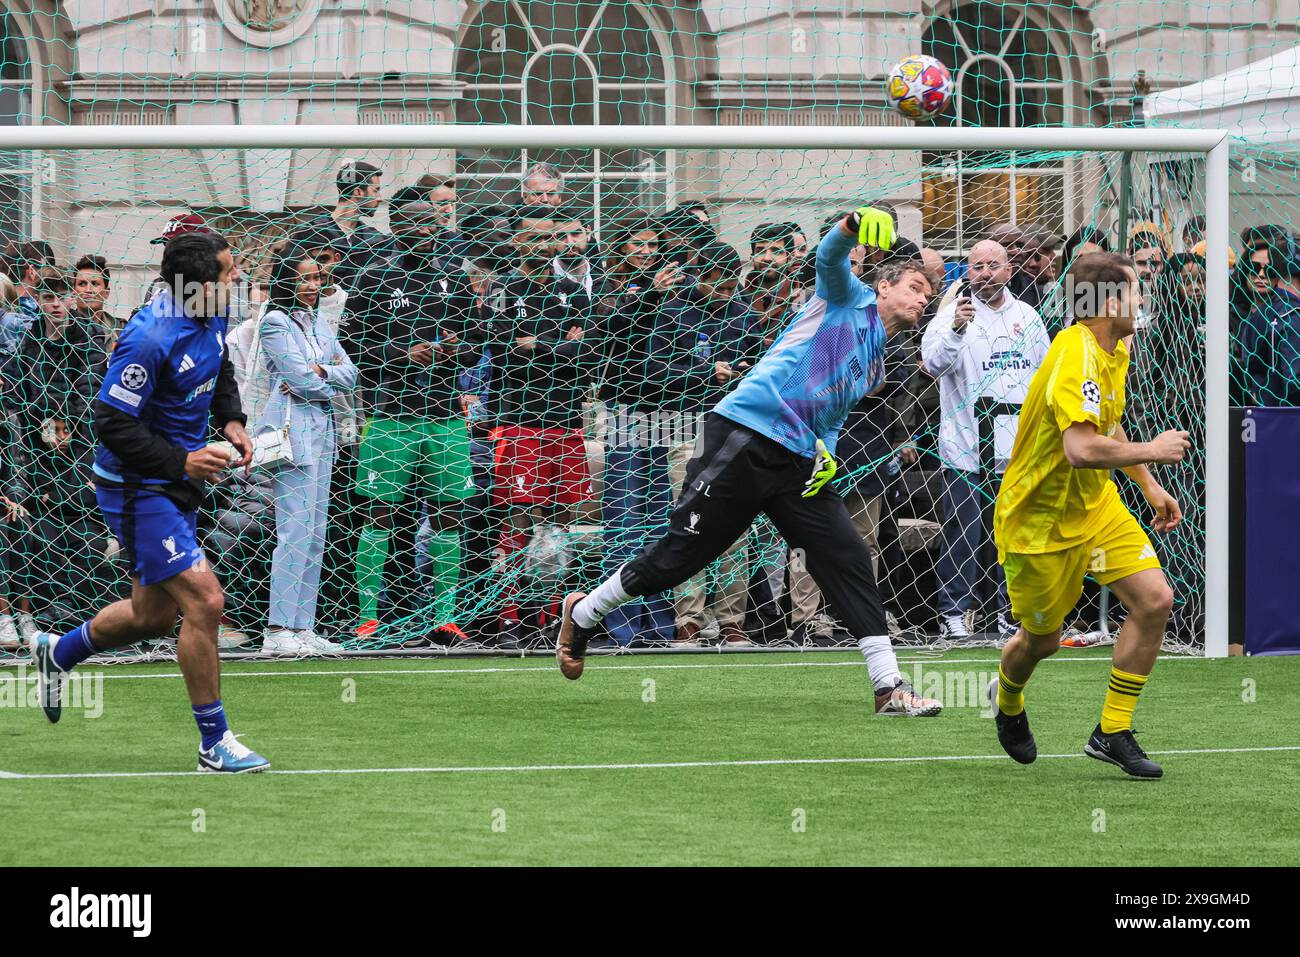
top-left (886, 55), bottom-right (953, 121)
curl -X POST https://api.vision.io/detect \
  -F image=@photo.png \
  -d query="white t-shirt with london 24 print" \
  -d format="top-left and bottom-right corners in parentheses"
top-left (920, 289), bottom-right (1050, 473)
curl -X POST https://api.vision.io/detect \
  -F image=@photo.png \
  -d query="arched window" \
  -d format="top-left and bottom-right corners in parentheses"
top-left (455, 0), bottom-right (672, 229)
top-left (1, 9), bottom-right (32, 243)
top-left (921, 3), bottom-right (1071, 254)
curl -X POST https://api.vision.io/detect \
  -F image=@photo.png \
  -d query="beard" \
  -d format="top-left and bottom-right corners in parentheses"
top-left (397, 234), bottom-right (437, 256)
top-left (521, 250), bottom-right (554, 271)
top-left (392, 223), bottom-right (439, 250)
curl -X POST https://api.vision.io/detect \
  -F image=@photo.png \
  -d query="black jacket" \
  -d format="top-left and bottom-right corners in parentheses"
top-left (0, 380), bottom-right (29, 507)
top-left (344, 251), bottom-right (485, 420)
top-left (634, 284), bottom-right (758, 415)
top-left (11, 317), bottom-right (105, 508)
top-left (488, 268), bottom-right (592, 430)
top-left (836, 336), bottom-right (914, 498)
top-left (590, 272), bottom-right (669, 406)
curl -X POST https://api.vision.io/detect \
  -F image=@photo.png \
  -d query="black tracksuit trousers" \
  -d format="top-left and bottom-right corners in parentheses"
top-left (620, 413), bottom-right (888, 640)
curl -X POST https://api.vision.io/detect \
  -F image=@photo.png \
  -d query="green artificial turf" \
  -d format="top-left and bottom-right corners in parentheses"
top-left (1, 649), bottom-right (1296, 865)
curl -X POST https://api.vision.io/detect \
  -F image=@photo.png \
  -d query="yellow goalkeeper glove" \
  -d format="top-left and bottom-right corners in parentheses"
top-left (802, 439), bottom-right (838, 498)
top-left (849, 206), bottom-right (895, 250)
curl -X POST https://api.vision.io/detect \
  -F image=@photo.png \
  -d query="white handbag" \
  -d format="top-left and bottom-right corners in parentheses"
top-left (249, 309), bottom-right (295, 473)
top-left (251, 398), bottom-right (294, 472)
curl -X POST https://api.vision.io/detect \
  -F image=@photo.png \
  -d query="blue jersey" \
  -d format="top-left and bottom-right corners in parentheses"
top-left (93, 291), bottom-right (229, 485)
top-left (715, 225), bottom-right (886, 458)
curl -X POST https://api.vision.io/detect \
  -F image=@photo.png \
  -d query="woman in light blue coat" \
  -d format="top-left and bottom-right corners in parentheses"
top-left (257, 246), bottom-right (358, 656)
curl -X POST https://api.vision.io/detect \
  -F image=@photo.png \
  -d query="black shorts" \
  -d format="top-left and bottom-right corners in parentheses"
top-left (620, 413), bottom-right (887, 640)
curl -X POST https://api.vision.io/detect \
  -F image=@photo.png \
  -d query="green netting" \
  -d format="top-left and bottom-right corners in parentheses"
top-left (0, 1), bottom-right (1295, 659)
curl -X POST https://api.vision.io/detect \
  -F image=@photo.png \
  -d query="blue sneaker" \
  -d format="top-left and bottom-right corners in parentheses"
top-left (28, 632), bottom-right (65, 724)
top-left (197, 731), bottom-right (271, 774)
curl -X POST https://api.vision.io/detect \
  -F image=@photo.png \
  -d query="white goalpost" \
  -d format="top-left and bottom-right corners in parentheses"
top-left (4, 124), bottom-right (1233, 658)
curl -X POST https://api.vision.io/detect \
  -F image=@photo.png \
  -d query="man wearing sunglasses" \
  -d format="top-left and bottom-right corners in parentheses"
top-left (1238, 229), bottom-right (1300, 406)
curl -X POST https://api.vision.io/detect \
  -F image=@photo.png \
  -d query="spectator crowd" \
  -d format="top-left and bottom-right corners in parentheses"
top-left (1, 158), bottom-right (1296, 655)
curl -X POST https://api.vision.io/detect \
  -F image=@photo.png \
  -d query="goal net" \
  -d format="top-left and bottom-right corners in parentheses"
top-left (0, 0), bottom-right (1285, 661)
top-left (0, 125), bottom-right (1235, 661)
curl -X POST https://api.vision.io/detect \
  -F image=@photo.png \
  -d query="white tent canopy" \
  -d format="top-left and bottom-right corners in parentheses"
top-left (1145, 44), bottom-right (1300, 149)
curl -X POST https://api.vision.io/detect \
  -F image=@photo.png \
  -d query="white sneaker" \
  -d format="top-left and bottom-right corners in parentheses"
top-left (0, 614), bottom-right (19, 651)
top-left (16, 612), bottom-right (38, 641)
top-left (261, 628), bottom-right (316, 658)
top-left (939, 614), bottom-right (972, 640)
top-left (218, 623), bottom-right (253, 651)
top-left (298, 629), bottom-right (343, 657)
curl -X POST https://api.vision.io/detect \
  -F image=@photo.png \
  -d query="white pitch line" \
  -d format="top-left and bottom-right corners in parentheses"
top-left (0, 770), bottom-right (18, 779)
top-left (0, 654), bottom-right (1199, 683)
top-left (4, 744), bottom-right (1298, 781)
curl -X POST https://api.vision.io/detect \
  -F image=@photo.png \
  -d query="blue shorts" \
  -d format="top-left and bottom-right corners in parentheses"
top-left (95, 484), bottom-right (206, 585)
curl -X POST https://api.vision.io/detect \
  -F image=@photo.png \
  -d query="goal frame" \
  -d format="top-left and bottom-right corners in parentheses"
top-left (5, 124), bottom-right (1233, 657)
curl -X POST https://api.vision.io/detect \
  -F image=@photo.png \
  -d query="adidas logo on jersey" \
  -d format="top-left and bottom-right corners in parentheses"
top-left (1139, 543), bottom-right (1156, 561)
top-left (178, 354), bottom-right (195, 373)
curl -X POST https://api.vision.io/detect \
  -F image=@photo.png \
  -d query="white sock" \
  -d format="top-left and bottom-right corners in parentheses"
top-left (574, 566), bottom-right (632, 629)
top-left (858, 635), bottom-right (901, 693)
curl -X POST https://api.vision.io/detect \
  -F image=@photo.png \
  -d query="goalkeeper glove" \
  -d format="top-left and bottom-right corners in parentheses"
top-left (802, 439), bottom-right (838, 498)
top-left (847, 206), bottom-right (895, 251)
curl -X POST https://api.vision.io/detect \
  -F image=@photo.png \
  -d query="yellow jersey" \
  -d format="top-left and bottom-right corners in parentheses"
top-left (994, 322), bottom-right (1130, 556)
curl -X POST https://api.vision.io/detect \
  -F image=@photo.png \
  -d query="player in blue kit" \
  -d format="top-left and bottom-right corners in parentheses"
top-left (29, 231), bottom-right (270, 773)
top-left (556, 208), bottom-right (937, 710)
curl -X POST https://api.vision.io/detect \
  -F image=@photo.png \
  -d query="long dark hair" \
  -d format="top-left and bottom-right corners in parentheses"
top-left (603, 219), bottom-right (660, 278)
top-left (265, 243), bottom-right (317, 313)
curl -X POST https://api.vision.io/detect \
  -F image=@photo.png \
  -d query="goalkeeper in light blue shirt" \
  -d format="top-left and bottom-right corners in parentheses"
top-left (554, 207), bottom-right (940, 713)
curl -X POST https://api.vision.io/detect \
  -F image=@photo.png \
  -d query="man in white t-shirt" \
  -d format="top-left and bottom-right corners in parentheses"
top-left (921, 240), bottom-right (1049, 640)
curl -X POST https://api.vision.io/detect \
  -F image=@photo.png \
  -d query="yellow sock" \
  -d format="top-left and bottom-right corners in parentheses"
top-left (1101, 666), bottom-right (1149, 733)
top-left (996, 665), bottom-right (1027, 716)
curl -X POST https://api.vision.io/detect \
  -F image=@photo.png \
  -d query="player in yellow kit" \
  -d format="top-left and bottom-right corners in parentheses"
top-left (989, 252), bottom-right (1190, 778)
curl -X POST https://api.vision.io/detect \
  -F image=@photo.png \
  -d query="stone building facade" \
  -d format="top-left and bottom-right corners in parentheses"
top-left (1, 1), bottom-right (1296, 307)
